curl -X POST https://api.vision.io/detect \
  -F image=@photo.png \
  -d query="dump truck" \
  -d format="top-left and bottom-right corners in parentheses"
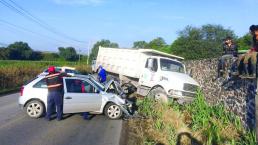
top-left (93, 46), bottom-right (199, 103)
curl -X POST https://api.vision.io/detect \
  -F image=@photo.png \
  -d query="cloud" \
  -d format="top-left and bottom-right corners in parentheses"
top-left (53, 0), bottom-right (104, 6)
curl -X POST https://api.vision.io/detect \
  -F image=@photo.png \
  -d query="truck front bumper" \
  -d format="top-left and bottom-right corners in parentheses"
top-left (168, 90), bottom-right (197, 104)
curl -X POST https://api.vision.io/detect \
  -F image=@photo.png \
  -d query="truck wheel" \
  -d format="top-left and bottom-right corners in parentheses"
top-left (25, 100), bottom-right (44, 118)
top-left (148, 87), bottom-right (168, 102)
top-left (104, 103), bottom-right (122, 119)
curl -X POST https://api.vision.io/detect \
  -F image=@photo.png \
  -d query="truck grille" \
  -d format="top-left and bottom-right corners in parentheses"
top-left (183, 83), bottom-right (198, 92)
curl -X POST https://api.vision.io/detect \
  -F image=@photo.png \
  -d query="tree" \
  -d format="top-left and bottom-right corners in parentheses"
top-left (171, 24), bottom-right (236, 60)
top-left (89, 39), bottom-right (119, 61)
top-left (30, 51), bottom-right (43, 60)
top-left (148, 37), bottom-right (167, 49)
top-left (0, 47), bottom-right (9, 60)
top-left (7, 42), bottom-right (33, 60)
top-left (236, 33), bottom-right (252, 50)
top-left (42, 52), bottom-right (59, 61)
top-left (58, 47), bottom-right (78, 61)
top-left (133, 41), bottom-right (149, 48)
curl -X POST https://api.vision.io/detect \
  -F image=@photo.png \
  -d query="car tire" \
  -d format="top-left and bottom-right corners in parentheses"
top-left (148, 87), bottom-right (168, 103)
top-left (104, 103), bottom-right (122, 120)
top-left (25, 100), bottom-right (44, 118)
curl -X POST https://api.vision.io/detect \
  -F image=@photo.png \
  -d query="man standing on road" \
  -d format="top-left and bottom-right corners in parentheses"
top-left (97, 65), bottom-right (107, 83)
top-left (45, 66), bottom-right (65, 121)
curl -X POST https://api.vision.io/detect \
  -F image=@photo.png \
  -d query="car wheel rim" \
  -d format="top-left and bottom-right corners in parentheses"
top-left (107, 105), bottom-right (121, 119)
top-left (27, 103), bottom-right (42, 117)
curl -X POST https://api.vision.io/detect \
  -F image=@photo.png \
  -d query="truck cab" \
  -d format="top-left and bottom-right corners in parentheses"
top-left (138, 56), bottom-right (199, 103)
top-left (95, 47), bottom-right (199, 103)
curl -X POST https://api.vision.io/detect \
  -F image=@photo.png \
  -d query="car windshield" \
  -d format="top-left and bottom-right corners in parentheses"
top-left (65, 69), bottom-right (80, 74)
top-left (160, 58), bottom-right (185, 73)
top-left (88, 77), bottom-right (105, 91)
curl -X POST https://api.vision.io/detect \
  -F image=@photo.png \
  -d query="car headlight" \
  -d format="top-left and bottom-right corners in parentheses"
top-left (168, 89), bottom-right (182, 96)
top-left (160, 76), bottom-right (168, 81)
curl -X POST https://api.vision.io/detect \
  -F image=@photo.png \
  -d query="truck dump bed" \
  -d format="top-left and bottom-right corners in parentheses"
top-left (95, 46), bottom-right (184, 79)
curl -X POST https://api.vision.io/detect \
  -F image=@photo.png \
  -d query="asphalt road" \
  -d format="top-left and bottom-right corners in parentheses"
top-left (0, 93), bottom-right (123, 145)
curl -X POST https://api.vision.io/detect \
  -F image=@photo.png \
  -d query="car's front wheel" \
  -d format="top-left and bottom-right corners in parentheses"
top-left (25, 100), bottom-right (44, 118)
top-left (104, 103), bottom-right (122, 119)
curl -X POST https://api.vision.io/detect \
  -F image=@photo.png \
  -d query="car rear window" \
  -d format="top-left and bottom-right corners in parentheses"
top-left (33, 78), bottom-right (47, 88)
top-left (24, 77), bottom-right (38, 86)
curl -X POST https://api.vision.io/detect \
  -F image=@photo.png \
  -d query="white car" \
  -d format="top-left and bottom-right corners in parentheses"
top-left (38, 66), bottom-right (81, 76)
top-left (19, 75), bottom-right (132, 119)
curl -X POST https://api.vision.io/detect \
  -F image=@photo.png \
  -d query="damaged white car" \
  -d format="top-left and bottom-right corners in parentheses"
top-left (18, 75), bottom-right (132, 119)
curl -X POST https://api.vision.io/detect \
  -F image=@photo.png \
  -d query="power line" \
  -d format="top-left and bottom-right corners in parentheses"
top-left (0, 0), bottom-right (86, 44)
top-left (0, 19), bottom-right (68, 45)
top-left (0, 19), bottom-right (84, 49)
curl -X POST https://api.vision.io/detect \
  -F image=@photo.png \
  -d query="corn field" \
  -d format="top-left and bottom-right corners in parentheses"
top-left (0, 60), bottom-right (91, 93)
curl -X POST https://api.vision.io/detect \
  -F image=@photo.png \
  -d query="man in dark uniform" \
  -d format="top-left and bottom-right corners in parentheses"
top-left (217, 36), bottom-right (238, 78)
top-left (45, 66), bottom-right (64, 121)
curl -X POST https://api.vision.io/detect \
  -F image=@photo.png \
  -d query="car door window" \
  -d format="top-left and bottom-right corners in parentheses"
top-left (66, 79), bottom-right (83, 93)
top-left (66, 79), bottom-right (97, 93)
top-left (83, 81), bottom-right (95, 93)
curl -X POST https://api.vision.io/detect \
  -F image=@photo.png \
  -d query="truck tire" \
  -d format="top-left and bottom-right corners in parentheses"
top-left (25, 100), bottom-right (45, 118)
top-left (148, 87), bottom-right (168, 102)
top-left (104, 103), bottom-right (123, 120)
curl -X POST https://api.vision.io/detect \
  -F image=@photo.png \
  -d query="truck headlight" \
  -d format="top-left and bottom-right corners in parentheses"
top-left (160, 76), bottom-right (168, 81)
top-left (168, 89), bottom-right (182, 96)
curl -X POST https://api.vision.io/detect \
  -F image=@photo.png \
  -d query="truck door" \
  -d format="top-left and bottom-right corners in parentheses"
top-left (139, 58), bottom-right (158, 87)
top-left (63, 78), bottom-right (102, 113)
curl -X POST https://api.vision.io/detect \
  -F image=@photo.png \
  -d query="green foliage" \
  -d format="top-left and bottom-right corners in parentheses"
top-left (171, 24), bottom-right (236, 60)
top-left (236, 33), bottom-right (252, 50)
top-left (148, 37), bottom-right (167, 49)
top-left (58, 47), bottom-right (78, 61)
top-left (89, 39), bottom-right (119, 62)
top-left (133, 41), bottom-right (149, 48)
top-left (0, 47), bottom-right (9, 60)
top-left (0, 42), bottom-right (44, 60)
top-left (7, 42), bottom-right (33, 60)
top-left (42, 52), bottom-right (60, 61)
top-left (136, 91), bottom-right (256, 145)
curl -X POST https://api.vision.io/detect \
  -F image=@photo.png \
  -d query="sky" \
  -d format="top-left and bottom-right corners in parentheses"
top-left (0, 0), bottom-right (258, 54)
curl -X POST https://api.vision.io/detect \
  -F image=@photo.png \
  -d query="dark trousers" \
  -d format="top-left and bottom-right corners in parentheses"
top-left (46, 90), bottom-right (63, 120)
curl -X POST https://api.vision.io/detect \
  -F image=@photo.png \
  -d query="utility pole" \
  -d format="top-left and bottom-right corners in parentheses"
top-left (78, 49), bottom-right (81, 63)
top-left (256, 77), bottom-right (258, 144)
top-left (87, 41), bottom-right (91, 65)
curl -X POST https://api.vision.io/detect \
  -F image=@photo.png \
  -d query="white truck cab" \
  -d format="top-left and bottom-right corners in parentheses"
top-left (94, 47), bottom-right (199, 103)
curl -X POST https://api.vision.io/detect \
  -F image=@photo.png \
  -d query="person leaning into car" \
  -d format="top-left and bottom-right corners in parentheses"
top-left (45, 66), bottom-right (66, 121)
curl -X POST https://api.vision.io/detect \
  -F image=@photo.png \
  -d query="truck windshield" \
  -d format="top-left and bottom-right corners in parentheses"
top-left (160, 58), bottom-right (185, 73)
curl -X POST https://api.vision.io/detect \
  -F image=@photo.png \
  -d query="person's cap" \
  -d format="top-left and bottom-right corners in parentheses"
top-left (250, 25), bottom-right (258, 32)
top-left (48, 66), bottom-right (55, 73)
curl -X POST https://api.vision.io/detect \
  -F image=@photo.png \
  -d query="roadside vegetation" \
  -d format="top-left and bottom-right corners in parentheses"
top-left (0, 60), bottom-right (91, 94)
top-left (127, 91), bottom-right (256, 145)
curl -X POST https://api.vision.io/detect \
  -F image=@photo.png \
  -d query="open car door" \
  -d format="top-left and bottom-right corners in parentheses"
top-left (63, 78), bottom-right (102, 113)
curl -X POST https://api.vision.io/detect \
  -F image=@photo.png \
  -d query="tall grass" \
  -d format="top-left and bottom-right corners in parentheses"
top-left (128, 91), bottom-right (256, 145)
